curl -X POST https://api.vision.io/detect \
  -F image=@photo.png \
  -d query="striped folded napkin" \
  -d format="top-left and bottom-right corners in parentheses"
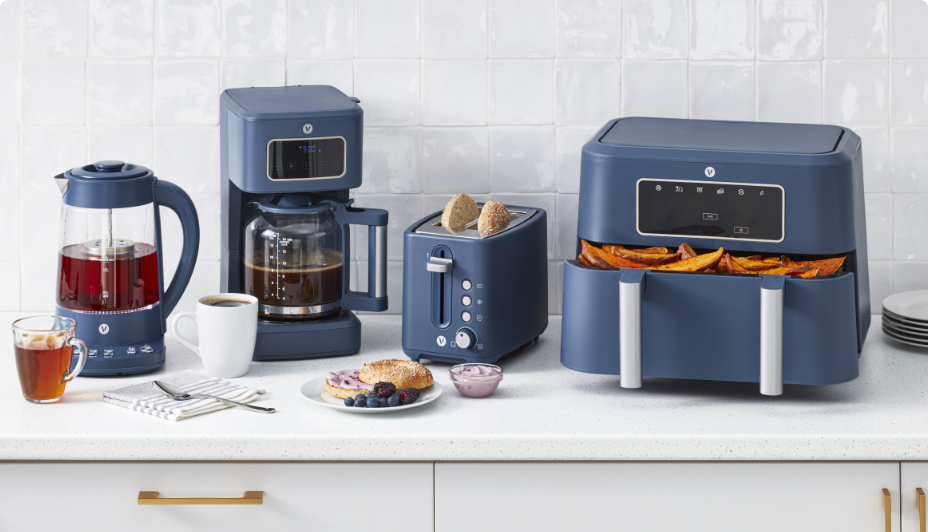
top-left (102, 370), bottom-right (265, 421)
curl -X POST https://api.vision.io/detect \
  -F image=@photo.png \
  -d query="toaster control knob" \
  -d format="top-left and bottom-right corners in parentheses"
top-left (455, 328), bottom-right (477, 350)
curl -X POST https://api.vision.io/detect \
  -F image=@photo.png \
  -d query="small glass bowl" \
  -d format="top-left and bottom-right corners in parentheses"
top-left (449, 363), bottom-right (504, 398)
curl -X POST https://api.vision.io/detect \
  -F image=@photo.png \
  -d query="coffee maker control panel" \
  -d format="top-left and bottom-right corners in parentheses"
top-left (266, 137), bottom-right (346, 180)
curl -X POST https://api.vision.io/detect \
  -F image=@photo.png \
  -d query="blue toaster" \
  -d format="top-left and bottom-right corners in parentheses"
top-left (402, 204), bottom-right (548, 364)
top-left (561, 118), bottom-right (870, 395)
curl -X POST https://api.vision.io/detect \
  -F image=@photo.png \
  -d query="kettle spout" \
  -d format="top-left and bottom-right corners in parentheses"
top-left (54, 173), bottom-right (70, 194)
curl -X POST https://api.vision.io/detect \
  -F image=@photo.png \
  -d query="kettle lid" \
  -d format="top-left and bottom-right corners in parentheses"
top-left (257, 193), bottom-right (336, 214)
top-left (70, 160), bottom-right (151, 180)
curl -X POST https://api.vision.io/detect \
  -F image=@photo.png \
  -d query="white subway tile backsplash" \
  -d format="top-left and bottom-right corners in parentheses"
top-left (20, 127), bottom-right (86, 194)
top-left (756, 61), bottom-right (822, 123)
top-left (0, 127), bottom-right (19, 192)
top-left (823, 60), bottom-right (887, 126)
top-left (891, 128), bottom-right (928, 192)
top-left (87, 61), bottom-right (153, 126)
top-left (0, 59), bottom-right (19, 125)
top-left (422, 193), bottom-right (490, 215)
top-left (156, 0), bottom-right (221, 57)
top-left (556, 126), bottom-right (597, 193)
top-left (353, 194), bottom-right (423, 261)
top-left (19, 196), bottom-right (61, 262)
top-left (220, 58), bottom-right (286, 91)
top-left (555, 59), bottom-right (620, 126)
top-left (358, 127), bottom-right (422, 194)
top-left (489, 193), bottom-right (557, 259)
top-left (88, 127), bottom-right (155, 168)
top-left (354, 60), bottom-right (420, 126)
top-left (555, 260), bottom-right (564, 313)
top-left (490, 0), bottom-right (556, 58)
top-left (90, 0), bottom-right (154, 57)
top-left (893, 193), bottom-right (928, 260)
top-left (622, 60), bottom-right (687, 118)
top-left (167, 261), bottom-right (220, 314)
top-left (689, 62), bottom-right (755, 121)
top-left (890, 0), bottom-right (928, 59)
top-left (22, 0), bottom-right (87, 57)
top-left (547, 260), bottom-right (559, 313)
top-left (21, 60), bottom-right (85, 126)
top-left (489, 126), bottom-right (556, 192)
top-left (287, 61), bottom-right (353, 96)
top-left (490, 60), bottom-right (554, 125)
top-left (423, 0), bottom-right (488, 59)
top-left (421, 127), bottom-right (490, 193)
top-left (0, 0), bottom-right (22, 57)
top-left (422, 60), bottom-right (488, 126)
top-left (891, 60), bottom-right (928, 125)
top-left (865, 193), bottom-right (892, 260)
top-left (624, 0), bottom-right (688, 60)
top-left (689, 0), bottom-right (755, 60)
top-left (355, 0), bottom-right (420, 59)
top-left (555, 193), bottom-right (578, 260)
top-left (222, 0), bottom-right (287, 57)
top-left (757, 0), bottom-right (822, 61)
top-left (823, 0), bottom-right (888, 58)
top-left (556, 0), bottom-right (622, 58)
top-left (153, 127), bottom-right (220, 194)
top-left (161, 194), bottom-right (219, 268)
top-left (154, 60), bottom-right (220, 125)
top-left (20, 261), bottom-right (55, 312)
top-left (869, 261), bottom-right (892, 309)
top-left (0, 195), bottom-right (20, 261)
top-left (854, 126), bottom-right (891, 192)
top-left (356, 261), bottom-right (403, 314)
top-left (289, 0), bottom-right (354, 60)
top-left (893, 261), bottom-right (928, 293)
top-left (0, 262), bottom-right (21, 311)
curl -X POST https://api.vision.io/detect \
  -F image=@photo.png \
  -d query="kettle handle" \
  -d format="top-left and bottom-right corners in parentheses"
top-left (334, 204), bottom-right (388, 312)
top-left (154, 180), bottom-right (200, 318)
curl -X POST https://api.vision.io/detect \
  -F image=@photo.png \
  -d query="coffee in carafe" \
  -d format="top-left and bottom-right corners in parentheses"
top-left (245, 248), bottom-right (343, 320)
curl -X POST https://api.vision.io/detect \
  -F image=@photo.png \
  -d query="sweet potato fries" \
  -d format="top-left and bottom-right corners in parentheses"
top-left (579, 240), bottom-right (845, 279)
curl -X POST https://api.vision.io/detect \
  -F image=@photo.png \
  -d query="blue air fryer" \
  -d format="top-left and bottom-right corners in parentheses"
top-left (402, 205), bottom-right (548, 364)
top-left (561, 118), bottom-right (870, 395)
top-left (54, 161), bottom-right (200, 376)
top-left (220, 85), bottom-right (388, 360)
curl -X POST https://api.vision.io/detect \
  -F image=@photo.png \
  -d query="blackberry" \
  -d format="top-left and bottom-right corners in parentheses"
top-left (373, 382), bottom-right (396, 398)
top-left (398, 388), bottom-right (421, 405)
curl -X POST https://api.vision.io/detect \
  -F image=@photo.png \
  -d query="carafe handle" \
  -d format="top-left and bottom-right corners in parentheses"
top-left (334, 204), bottom-right (389, 312)
top-left (154, 180), bottom-right (200, 318)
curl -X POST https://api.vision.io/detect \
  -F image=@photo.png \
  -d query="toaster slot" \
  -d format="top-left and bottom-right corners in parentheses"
top-left (430, 246), bottom-right (453, 329)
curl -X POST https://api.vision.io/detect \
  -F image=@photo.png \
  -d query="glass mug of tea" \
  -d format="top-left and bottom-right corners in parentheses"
top-left (12, 316), bottom-right (88, 403)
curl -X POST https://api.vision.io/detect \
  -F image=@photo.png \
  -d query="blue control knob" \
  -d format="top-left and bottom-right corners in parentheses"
top-left (455, 328), bottom-right (477, 349)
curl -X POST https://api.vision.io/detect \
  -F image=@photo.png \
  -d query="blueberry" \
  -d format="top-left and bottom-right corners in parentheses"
top-left (367, 398), bottom-right (380, 408)
top-left (344, 397), bottom-right (354, 407)
top-left (354, 398), bottom-right (366, 408)
top-left (355, 394), bottom-right (367, 401)
top-left (387, 395), bottom-right (400, 407)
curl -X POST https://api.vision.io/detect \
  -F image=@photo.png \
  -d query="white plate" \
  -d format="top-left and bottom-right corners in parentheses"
top-left (299, 376), bottom-right (442, 414)
top-left (883, 308), bottom-right (928, 327)
top-left (884, 291), bottom-right (928, 321)
top-left (883, 325), bottom-right (928, 348)
top-left (883, 315), bottom-right (928, 336)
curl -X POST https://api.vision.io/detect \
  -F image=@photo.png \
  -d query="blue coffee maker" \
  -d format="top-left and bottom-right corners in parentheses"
top-left (219, 85), bottom-right (389, 360)
top-left (54, 161), bottom-right (200, 376)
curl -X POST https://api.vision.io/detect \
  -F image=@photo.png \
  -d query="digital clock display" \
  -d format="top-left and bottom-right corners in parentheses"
top-left (267, 137), bottom-right (346, 180)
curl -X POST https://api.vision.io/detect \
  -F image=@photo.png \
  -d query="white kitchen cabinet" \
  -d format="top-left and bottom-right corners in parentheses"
top-left (0, 462), bottom-right (433, 532)
top-left (901, 462), bottom-right (928, 532)
top-left (435, 462), bottom-right (899, 532)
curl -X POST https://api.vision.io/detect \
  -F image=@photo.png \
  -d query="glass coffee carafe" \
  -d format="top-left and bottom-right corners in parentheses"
top-left (244, 194), bottom-right (345, 321)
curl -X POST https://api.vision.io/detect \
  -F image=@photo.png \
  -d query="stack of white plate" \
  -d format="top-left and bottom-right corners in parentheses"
top-left (883, 291), bottom-right (928, 348)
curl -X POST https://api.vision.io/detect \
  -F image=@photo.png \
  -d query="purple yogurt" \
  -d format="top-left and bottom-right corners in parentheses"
top-left (450, 363), bottom-right (503, 398)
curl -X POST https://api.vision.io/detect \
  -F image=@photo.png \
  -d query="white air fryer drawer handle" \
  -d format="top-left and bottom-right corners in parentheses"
top-left (426, 257), bottom-right (453, 273)
top-left (760, 275), bottom-right (786, 396)
top-left (619, 270), bottom-right (646, 389)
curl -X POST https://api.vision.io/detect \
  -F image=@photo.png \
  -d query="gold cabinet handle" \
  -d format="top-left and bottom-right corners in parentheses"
top-left (883, 489), bottom-right (892, 532)
top-left (918, 487), bottom-right (926, 532)
top-left (138, 491), bottom-right (263, 505)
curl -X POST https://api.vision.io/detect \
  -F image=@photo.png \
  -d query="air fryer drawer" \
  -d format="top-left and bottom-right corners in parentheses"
top-left (560, 261), bottom-right (860, 386)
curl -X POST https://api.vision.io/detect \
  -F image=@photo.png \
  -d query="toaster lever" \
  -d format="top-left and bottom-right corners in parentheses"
top-left (426, 257), bottom-right (453, 273)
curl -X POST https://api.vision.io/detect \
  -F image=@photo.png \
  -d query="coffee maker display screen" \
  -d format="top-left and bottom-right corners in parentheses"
top-left (266, 137), bottom-right (346, 180)
top-left (636, 178), bottom-right (784, 242)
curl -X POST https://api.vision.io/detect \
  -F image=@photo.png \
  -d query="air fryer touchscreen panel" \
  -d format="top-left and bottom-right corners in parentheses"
top-left (266, 137), bottom-right (346, 180)
top-left (637, 178), bottom-right (784, 242)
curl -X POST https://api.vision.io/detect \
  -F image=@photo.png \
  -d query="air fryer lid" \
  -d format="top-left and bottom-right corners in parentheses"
top-left (600, 118), bottom-right (844, 155)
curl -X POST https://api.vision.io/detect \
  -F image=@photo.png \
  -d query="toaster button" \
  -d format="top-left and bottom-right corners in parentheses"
top-left (462, 311), bottom-right (472, 322)
top-left (462, 295), bottom-right (472, 306)
top-left (462, 279), bottom-right (472, 290)
top-left (455, 328), bottom-right (477, 349)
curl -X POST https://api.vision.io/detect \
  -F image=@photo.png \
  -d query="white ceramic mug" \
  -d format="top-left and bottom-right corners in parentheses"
top-left (170, 294), bottom-right (259, 378)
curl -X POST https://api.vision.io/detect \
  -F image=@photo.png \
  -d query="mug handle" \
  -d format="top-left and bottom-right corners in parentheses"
top-left (170, 311), bottom-right (200, 355)
top-left (62, 337), bottom-right (87, 383)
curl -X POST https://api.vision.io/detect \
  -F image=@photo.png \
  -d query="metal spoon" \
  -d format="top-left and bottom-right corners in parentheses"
top-left (153, 381), bottom-right (276, 414)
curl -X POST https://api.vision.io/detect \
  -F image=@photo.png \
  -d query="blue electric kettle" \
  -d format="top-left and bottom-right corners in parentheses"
top-left (54, 160), bottom-right (200, 376)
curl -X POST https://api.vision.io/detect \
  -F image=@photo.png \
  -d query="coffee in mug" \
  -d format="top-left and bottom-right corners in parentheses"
top-left (170, 294), bottom-right (258, 378)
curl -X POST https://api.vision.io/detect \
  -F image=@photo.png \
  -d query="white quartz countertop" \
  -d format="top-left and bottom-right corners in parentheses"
top-left (2, 313), bottom-right (928, 462)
